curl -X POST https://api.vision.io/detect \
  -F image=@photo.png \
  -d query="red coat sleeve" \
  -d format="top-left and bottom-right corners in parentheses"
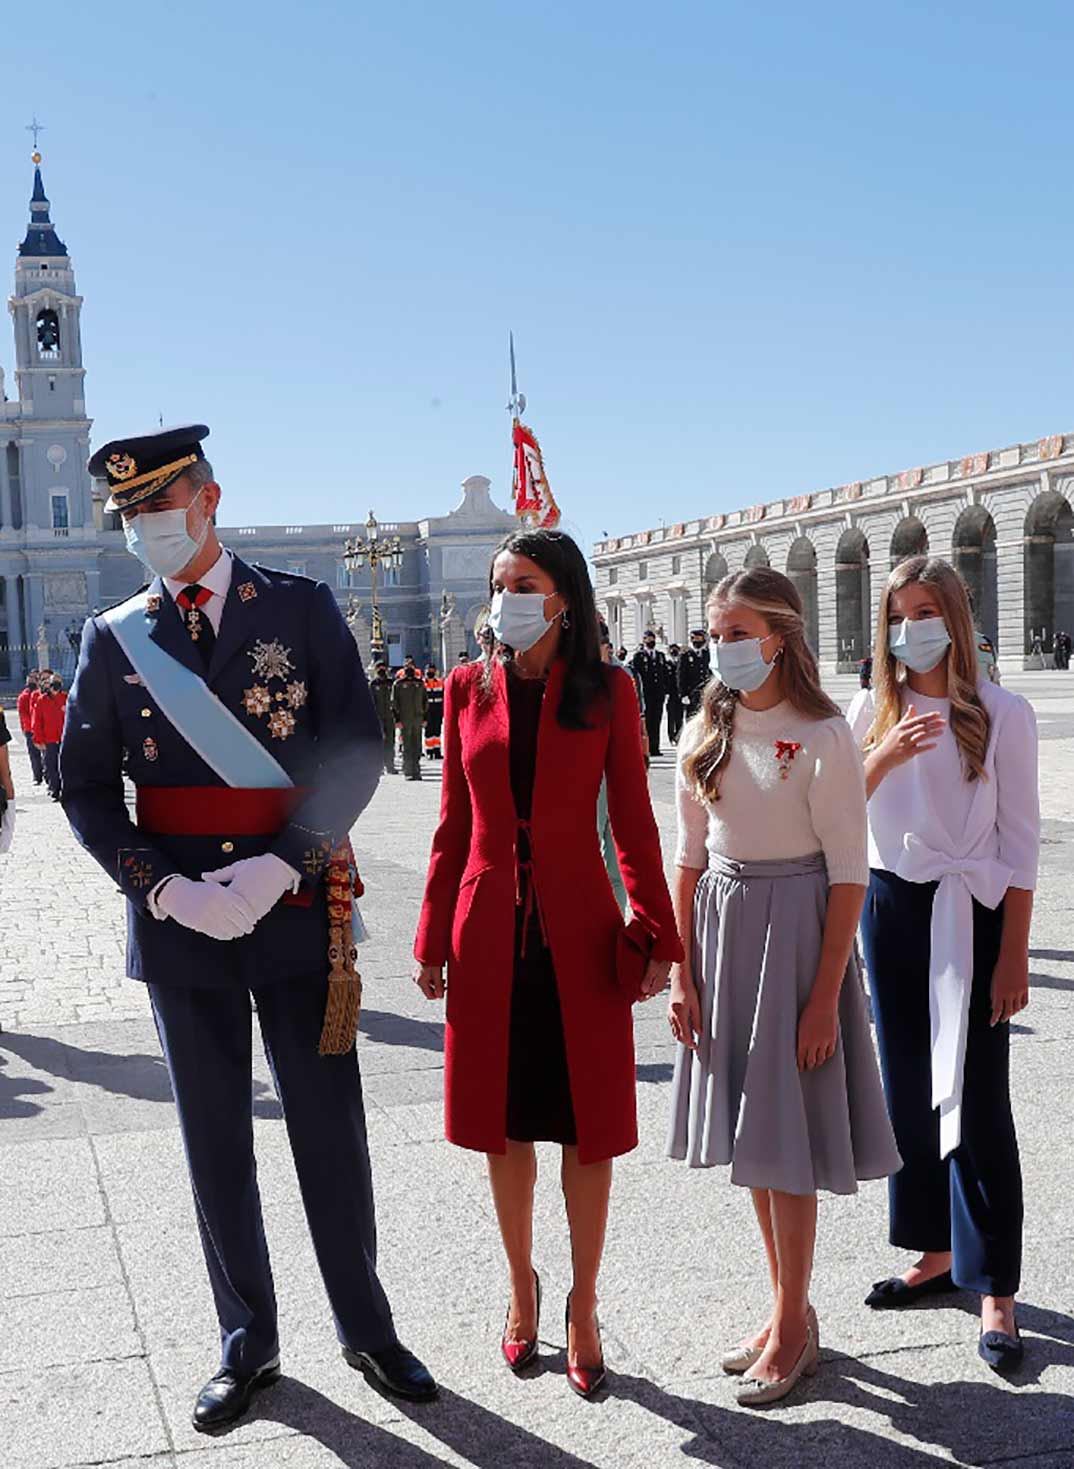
top-left (605, 667), bottom-right (684, 963)
top-left (413, 668), bottom-right (473, 966)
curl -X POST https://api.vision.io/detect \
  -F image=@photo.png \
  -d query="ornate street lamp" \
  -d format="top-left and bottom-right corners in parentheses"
top-left (343, 511), bottom-right (403, 662)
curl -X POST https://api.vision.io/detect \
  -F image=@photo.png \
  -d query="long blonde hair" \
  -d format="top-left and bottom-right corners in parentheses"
top-left (866, 555), bottom-right (990, 781)
top-left (682, 566), bottom-right (839, 802)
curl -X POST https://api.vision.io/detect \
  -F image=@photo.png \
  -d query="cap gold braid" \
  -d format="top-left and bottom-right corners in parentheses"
top-left (103, 453), bottom-right (200, 511)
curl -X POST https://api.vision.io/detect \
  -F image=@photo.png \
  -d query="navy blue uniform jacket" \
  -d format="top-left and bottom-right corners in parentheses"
top-left (60, 555), bottom-right (382, 989)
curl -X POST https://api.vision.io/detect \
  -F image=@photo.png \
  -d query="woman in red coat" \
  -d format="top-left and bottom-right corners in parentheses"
top-left (413, 529), bottom-right (682, 1398)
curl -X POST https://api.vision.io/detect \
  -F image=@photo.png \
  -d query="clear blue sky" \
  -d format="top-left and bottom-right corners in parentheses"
top-left (3, 1), bottom-right (1072, 557)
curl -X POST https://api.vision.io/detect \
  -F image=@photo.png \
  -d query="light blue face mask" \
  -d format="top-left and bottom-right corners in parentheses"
top-left (487, 589), bottom-right (562, 654)
top-left (712, 632), bottom-right (780, 692)
top-left (888, 617), bottom-right (951, 674)
top-left (123, 488), bottom-right (209, 579)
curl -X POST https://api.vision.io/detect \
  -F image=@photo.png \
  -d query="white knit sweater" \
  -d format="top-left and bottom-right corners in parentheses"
top-left (675, 701), bottom-right (869, 885)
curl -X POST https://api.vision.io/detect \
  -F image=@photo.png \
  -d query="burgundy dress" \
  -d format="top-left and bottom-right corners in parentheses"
top-left (506, 672), bottom-right (577, 1146)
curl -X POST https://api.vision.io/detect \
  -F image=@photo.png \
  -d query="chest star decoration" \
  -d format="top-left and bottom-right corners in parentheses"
top-left (249, 639), bottom-right (294, 682)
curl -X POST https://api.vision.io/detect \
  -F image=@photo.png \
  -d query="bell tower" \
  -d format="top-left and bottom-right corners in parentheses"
top-left (7, 145), bottom-right (93, 531)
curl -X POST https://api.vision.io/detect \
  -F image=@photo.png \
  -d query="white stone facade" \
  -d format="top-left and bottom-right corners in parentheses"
top-left (592, 433), bottom-right (1074, 674)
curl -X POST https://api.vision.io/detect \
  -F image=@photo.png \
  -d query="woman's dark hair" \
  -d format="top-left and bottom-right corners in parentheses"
top-left (483, 527), bottom-right (609, 729)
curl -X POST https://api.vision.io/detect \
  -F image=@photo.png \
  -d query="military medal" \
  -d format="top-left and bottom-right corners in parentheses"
top-left (143, 737), bottom-right (159, 762)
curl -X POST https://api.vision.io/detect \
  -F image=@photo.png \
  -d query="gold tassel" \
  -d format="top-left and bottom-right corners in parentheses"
top-left (318, 845), bottom-right (363, 1055)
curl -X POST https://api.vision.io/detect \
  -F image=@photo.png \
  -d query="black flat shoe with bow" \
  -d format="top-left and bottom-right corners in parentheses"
top-left (192, 1357), bottom-right (281, 1432)
top-left (979, 1328), bottom-right (1023, 1373)
top-left (865, 1271), bottom-right (957, 1309)
top-left (343, 1342), bottom-right (439, 1401)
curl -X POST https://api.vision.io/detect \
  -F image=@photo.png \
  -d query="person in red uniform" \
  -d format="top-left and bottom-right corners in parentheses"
top-left (32, 675), bottom-right (67, 799)
top-left (412, 528), bottom-right (682, 1399)
top-left (16, 673), bottom-right (44, 786)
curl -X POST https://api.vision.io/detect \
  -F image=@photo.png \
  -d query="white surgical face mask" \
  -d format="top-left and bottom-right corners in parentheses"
top-left (712, 632), bottom-right (780, 693)
top-left (888, 617), bottom-right (951, 674)
top-left (487, 589), bottom-right (562, 654)
top-left (123, 488), bottom-right (209, 578)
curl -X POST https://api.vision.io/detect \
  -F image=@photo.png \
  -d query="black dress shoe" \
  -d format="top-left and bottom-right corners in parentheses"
top-left (343, 1342), bottom-right (438, 1401)
top-left (979, 1328), bottom-right (1023, 1373)
top-left (865, 1271), bottom-right (957, 1309)
top-left (192, 1358), bottom-right (281, 1431)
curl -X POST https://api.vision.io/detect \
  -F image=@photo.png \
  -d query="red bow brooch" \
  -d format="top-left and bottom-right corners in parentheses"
top-left (774, 740), bottom-right (802, 780)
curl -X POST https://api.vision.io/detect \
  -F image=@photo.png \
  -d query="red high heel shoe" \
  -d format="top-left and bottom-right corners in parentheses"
top-left (565, 1291), bottom-right (606, 1399)
top-left (501, 1270), bottom-right (541, 1373)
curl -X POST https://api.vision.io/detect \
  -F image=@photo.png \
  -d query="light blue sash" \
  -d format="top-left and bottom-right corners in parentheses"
top-left (103, 591), bottom-right (293, 790)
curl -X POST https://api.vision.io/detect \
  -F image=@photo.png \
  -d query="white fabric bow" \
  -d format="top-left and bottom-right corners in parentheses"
top-left (895, 833), bottom-right (1012, 1157)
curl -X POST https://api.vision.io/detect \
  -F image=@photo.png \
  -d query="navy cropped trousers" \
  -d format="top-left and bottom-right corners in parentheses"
top-left (860, 869), bottom-right (1022, 1297)
top-left (149, 974), bottom-right (396, 1373)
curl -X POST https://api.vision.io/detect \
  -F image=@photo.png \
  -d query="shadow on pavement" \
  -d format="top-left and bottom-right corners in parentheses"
top-left (249, 1377), bottom-right (601, 1468)
top-left (0, 1030), bottom-right (282, 1119)
top-left (359, 1009), bottom-right (444, 1053)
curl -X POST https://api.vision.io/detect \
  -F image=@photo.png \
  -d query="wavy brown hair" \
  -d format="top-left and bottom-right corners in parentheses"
top-left (865, 555), bottom-right (989, 781)
top-left (682, 566), bottom-right (839, 802)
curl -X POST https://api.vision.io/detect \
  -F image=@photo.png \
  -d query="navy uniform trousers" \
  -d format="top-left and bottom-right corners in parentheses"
top-left (149, 972), bottom-right (396, 1374)
top-left (861, 869), bottom-right (1022, 1296)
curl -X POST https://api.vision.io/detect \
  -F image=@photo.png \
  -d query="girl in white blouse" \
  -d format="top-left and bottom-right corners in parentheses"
top-left (667, 567), bottom-right (899, 1407)
top-left (849, 555), bottom-right (1039, 1374)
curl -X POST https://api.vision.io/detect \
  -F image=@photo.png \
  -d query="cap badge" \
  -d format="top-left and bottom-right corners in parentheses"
top-left (107, 452), bottom-right (138, 482)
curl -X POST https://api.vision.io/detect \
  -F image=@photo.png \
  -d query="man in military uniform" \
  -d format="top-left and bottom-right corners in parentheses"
top-left (391, 661), bottom-right (427, 780)
top-left (369, 661), bottom-right (397, 773)
top-left (677, 628), bottom-right (712, 717)
top-left (61, 426), bottom-right (436, 1430)
top-left (630, 630), bottom-right (669, 756)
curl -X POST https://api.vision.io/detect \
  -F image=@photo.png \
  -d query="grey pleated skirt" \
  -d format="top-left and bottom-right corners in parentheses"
top-left (666, 853), bottom-right (902, 1196)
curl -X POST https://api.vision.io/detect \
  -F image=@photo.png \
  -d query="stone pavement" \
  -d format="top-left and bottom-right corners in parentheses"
top-left (1, 673), bottom-right (1073, 1469)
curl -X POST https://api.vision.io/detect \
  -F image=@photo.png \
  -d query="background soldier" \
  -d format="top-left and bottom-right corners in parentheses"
top-left (677, 628), bottom-right (711, 717)
top-left (630, 630), bottom-right (669, 757)
top-left (61, 425), bottom-right (435, 1430)
top-left (423, 663), bottom-right (445, 758)
top-left (370, 662), bottom-right (397, 773)
top-left (665, 644), bottom-right (683, 745)
top-left (392, 661), bottom-right (428, 780)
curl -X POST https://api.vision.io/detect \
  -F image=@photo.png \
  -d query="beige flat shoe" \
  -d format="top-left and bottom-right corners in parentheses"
top-left (735, 1325), bottom-right (818, 1408)
top-left (722, 1305), bottom-right (818, 1376)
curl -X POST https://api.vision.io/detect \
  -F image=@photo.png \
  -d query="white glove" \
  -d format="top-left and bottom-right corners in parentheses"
top-left (201, 852), bottom-right (302, 924)
top-left (155, 875), bottom-right (259, 940)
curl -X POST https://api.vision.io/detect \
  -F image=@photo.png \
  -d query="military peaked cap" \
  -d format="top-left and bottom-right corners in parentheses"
top-left (89, 424), bottom-right (211, 512)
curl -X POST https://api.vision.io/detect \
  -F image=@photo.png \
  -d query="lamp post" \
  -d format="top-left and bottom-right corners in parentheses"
top-left (343, 511), bottom-right (403, 663)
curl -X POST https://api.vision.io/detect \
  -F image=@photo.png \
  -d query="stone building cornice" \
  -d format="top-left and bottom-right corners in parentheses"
top-left (592, 430), bottom-right (1074, 560)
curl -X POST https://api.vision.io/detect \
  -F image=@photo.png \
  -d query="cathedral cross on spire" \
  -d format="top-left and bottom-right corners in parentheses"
top-left (25, 116), bottom-right (45, 151)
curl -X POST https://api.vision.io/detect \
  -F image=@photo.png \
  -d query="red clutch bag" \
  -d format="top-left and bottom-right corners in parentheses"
top-left (616, 915), bottom-right (657, 1002)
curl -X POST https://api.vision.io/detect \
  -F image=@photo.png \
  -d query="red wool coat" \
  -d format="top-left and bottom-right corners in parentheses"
top-left (414, 659), bottom-right (683, 1164)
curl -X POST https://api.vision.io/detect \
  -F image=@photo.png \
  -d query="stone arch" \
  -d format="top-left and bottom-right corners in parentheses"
top-left (835, 527), bottom-right (871, 668)
top-left (952, 506), bottom-right (998, 648)
top-left (703, 551), bottom-right (728, 602)
top-left (744, 543), bottom-right (770, 569)
top-left (890, 516), bottom-right (928, 569)
top-left (786, 537), bottom-right (819, 654)
top-left (1024, 489), bottom-right (1074, 655)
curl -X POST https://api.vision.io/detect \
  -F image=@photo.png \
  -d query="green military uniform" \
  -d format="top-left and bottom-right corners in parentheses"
top-left (391, 672), bottom-right (428, 780)
top-left (369, 672), bottom-right (396, 773)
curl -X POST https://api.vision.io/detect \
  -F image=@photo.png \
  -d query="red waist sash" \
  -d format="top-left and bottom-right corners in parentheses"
top-left (136, 784), bottom-right (309, 836)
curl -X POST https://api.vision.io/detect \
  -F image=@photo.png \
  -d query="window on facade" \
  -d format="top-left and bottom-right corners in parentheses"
top-left (36, 308), bottom-right (60, 359)
top-left (671, 555), bottom-right (681, 575)
top-left (336, 561), bottom-right (355, 590)
top-left (7, 443), bottom-right (23, 530)
top-left (382, 565), bottom-right (400, 588)
top-left (287, 561), bottom-right (306, 577)
top-left (637, 560), bottom-right (648, 582)
top-left (51, 494), bottom-right (69, 530)
top-left (608, 566), bottom-right (618, 585)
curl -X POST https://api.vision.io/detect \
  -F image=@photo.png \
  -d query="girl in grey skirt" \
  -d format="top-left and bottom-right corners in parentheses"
top-left (666, 566), bottom-right (900, 1407)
